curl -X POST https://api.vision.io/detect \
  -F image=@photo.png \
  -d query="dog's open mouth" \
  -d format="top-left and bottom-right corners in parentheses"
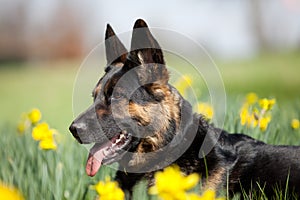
top-left (86, 130), bottom-right (132, 176)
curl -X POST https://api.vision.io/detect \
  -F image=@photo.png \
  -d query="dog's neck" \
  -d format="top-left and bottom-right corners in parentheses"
top-left (119, 96), bottom-right (212, 173)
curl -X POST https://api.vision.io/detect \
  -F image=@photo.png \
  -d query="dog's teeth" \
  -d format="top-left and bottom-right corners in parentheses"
top-left (103, 150), bottom-right (108, 157)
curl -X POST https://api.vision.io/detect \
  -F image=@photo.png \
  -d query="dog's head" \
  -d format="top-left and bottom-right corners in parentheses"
top-left (69, 19), bottom-right (193, 176)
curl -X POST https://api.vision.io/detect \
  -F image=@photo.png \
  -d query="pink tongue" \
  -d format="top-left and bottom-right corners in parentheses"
top-left (86, 153), bottom-right (103, 177)
top-left (86, 142), bottom-right (111, 177)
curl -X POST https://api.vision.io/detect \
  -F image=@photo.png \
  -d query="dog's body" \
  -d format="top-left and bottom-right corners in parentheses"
top-left (116, 121), bottom-right (300, 198)
top-left (69, 19), bottom-right (300, 199)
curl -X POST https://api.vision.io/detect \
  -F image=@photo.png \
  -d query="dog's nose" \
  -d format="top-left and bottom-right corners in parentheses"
top-left (69, 122), bottom-right (85, 144)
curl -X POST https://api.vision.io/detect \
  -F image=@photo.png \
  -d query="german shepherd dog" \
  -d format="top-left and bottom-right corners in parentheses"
top-left (69, 19), bottom-right (300, 199)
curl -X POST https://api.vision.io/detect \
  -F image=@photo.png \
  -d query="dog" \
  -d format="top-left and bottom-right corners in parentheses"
top-left (69, 19), bottom-right (300, 199)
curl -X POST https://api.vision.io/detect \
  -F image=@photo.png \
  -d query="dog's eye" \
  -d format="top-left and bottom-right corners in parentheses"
top-left (111, 91), bottom-right (122, 100)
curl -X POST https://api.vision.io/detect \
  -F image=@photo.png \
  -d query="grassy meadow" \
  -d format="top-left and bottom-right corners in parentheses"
top-left (0, 52), bottom-right (300, 199)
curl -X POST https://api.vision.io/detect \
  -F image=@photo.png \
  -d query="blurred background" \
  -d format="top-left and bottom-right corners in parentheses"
top-left (0, 0), bottom-right (300, 132)
top-left (1, 0), bottom-right (300, 60)
top-left (0, 1), bottom-right (300, 199)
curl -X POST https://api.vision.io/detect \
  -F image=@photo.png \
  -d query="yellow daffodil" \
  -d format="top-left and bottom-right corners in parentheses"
top-left (39, 137), bottom-right (57, 150)
top-left (259, 98), bottom-right (276, 111)
top-left (269, 99), bottom-right (276, 108)
top-left (200, 189), bottom-right (225, 200)
top-left (32, 122), bottom-right (58, 150)
top-left (32, 122), bottom-right (53, 141)
top-left (186, 190), bottom-right (225, 200)
top-left (0, 182), bottom-right (24, 200)
top-left (17, 113), bottom-right (31, 134)
top-left (240, 94), bottom-right (275, 131)
top-left (291, 119), bottom-right (300, 130)
top-left (93, 177), bottom-right (124, 200)
top-left (187, 193), bottom-right (202, 200)
top-left (197, 103), bottom-right (214, 120)
top-left (240, 106), bottom-right (249, 126)
top-left (240, 104), bottom-right (258, 127)
top-left (18, 109), bottom-right (58, 150)
top-left (259, 116), bottom-right (271, 131)
top-left (200, 189), bottom-right (216, 200)
top-left (246, 93), bottom-right (258, 105)
top-left (149, 165), bottom-right (199, 200)
top-left (174, 75), bottom-right (193, 97)
top-left (246, 113), bottom-right (258, 128)
top-left (28, 108), bottom-right (42, 124)
top-left (259, 98), bottom-right (269, 110)
top-left (17, 122), bottom-right (26, 134)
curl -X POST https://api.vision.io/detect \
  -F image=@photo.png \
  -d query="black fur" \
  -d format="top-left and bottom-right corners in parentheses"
top-left (116, 110), bottom-right (300, 198)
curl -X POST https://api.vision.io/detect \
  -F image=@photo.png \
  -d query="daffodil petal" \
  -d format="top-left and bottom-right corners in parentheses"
top-left (28, 108), bottom-right (42, 124)
top-left (184, 173), bottom-right (200, 190)
top-left (148, 186), bottom-right (158, 195)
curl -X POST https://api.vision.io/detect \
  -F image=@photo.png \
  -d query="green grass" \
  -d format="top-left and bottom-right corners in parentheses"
top-left (217, 52), bottom-right (300, 100)
top-left (0, 61), bottom-right (77, 132)
top-left (0, 52), bottom-right (300, 199)
top-left (0, 124), bottom-right (114, 199)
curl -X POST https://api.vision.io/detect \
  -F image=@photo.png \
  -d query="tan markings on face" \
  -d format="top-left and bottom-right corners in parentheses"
top-left (96, 107), bottom-right (110, 117)
top-left (128, 102), bottom-right (151, 126)
top-left (204, 167), bottom-right (226, 191)
top-left (129, 85), bottom-right (180, 156)
top-left (160, 86), bottom-right (180, 129)
top-left (93, 83), bottom-right (102, 98)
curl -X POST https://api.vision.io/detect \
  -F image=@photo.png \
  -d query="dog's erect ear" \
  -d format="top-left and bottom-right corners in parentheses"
top-left (123, 19), bottom-right (169, 88)
top-left (105, 24), bottom-right (128, 65)
top-left (129, 19), bottom-right (165, 65)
